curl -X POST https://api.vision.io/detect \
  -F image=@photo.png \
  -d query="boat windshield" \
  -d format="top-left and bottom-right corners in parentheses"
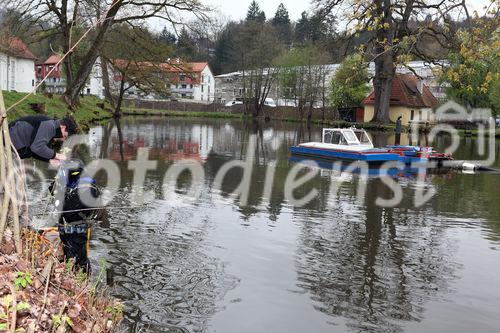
top-left (343, 130), bottom-right (358, 143)
top-left (354, 130), bottom-right (371, 144)
top-left (323, 130), bottom-right (347, 145)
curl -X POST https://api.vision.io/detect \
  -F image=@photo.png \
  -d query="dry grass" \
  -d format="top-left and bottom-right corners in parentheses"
top-left (0, 227), bottom-right (123, 332)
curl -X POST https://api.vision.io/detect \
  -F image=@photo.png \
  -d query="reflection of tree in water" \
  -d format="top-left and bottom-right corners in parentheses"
top-left (294, 179), bottom-right (460, 332)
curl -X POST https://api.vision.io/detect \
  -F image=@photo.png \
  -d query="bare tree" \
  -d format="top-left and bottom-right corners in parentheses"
top-left (278, 46), bottom-right (330, 119)
top-left (313, 0), bottom-right (472, 123)
top-left (2, 0), bottom-right (208, 109)
top-left (236, 22), bottom-right (284, 117)
top-left (101, 24), bottom-right (175, 116)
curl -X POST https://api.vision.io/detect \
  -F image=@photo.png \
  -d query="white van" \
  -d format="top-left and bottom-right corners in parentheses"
top-left (264, 98), bottom-right (276, 108)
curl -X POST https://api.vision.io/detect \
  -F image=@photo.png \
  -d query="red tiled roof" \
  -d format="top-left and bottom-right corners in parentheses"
top-left (189, 62), bottom-right (208, 72)
top-left (363, 74), bottom-right (438, 108)
top-left (0, 36), bottom-right (37, 60)
top-left (110, 59), bottom-right (207, 84)
top-left (44, 55), bottom-right (62, 64)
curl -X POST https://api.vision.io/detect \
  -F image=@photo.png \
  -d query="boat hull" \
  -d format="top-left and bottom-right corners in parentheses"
top-left (289, 145), bottom-right (452, 165)
top-left (289, 145), bottom-right (402, 164)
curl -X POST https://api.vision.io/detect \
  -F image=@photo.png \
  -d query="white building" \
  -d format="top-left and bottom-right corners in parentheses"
top-left (170, 62), bottom-right (215, 103)
top-left (0, 37), bottom-right (36, 93)
top-left (215, 60), bottom-right (447, 105)
top-left (84, 58), bottom-right (104, 99)
top-left (107, 60), bottom-right (215, 103)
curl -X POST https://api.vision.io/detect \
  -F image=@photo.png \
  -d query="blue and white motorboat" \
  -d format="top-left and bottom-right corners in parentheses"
top-left (289, 127), bottom-right (452, 165)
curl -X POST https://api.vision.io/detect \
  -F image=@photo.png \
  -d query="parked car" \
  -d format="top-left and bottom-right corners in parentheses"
top-left (264, 98), bottom-right (277, 108)
top-left (225, 100), bottom-right (243, 107)
top-left (496, 118), bottom-right (500, 127)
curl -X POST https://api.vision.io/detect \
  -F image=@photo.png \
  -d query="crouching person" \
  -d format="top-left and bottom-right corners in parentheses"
top-left (50, 159), bottom-right (101, 274)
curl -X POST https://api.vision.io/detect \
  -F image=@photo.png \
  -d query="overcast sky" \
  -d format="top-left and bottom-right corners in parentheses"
top-left (204, 0), bottom-right (312, 21)
top-left (202, 0), bottom-right (491, 22)
top-left (149, 0), bottom-right (493, 32)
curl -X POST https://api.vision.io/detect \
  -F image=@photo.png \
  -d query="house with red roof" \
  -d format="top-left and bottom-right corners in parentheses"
top-left (0, 36), bottom-right (36, 93)
top-left (35, 55), bottom-right (66, 94)
top-left (156, 60), bottom-right (214, 102)
top-left (110, 59), bottom-right (214, 102)
top-left (362, 74), bottom-right (440, 125)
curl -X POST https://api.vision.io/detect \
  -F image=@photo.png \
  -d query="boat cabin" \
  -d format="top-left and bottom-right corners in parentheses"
top-left (322, 128), bottom-right (374, 148)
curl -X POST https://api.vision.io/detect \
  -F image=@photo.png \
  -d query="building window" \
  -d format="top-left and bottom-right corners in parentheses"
top-left (201, 85), bottom-right (204, 92)
top-left (87, 88), bottom-right (91, 94)
top-left (190, 84), bottom-right (193, 89)
top-left (180, 74), bottom-right (185, 82)
top-left (410, 110), bottom-right (414, 120)
top-left (182, 84), bottom-right (187, 89)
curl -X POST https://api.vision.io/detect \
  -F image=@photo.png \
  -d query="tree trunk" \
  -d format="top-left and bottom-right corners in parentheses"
top-left (100, 55), bottom-right (115, 110)
top-left (373, 54), bottom-right (394, 123)
top-left (373, 0), bottom-right (394, 124)
top-left (63, 0), bottom-right (122, 109)
top-left (60, 1), bottom-right (73, 89)
top-left (114, 78), bottom-right (126, 118)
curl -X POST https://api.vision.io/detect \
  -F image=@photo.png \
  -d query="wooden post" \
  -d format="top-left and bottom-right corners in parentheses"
top-left (0, 102), bottom-right (9, 241)
top-left (0, 90), bottom-right (22, 252)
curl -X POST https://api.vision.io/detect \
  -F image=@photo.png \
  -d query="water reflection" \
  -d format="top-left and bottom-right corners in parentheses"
top-left (82, 117), bottom-right (500, 333)
top-left (294, 180), bottom-right (460, 332)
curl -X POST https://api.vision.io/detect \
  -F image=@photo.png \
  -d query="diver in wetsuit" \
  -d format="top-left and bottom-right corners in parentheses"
top-left (50, 159), bottom-right (101, 273)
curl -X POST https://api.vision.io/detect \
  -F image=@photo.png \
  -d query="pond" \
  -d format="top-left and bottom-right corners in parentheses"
top-left (31, 117), bottom-right (500, 332)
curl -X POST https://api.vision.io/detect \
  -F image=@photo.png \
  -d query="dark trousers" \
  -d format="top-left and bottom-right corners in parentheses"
top-left (59, 230), bottom-right (91, 274)
top-left (395, 133), bottom-right (401, 145)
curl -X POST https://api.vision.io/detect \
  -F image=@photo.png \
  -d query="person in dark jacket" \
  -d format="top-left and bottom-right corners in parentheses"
top-left (9, 115), bottom-right (77, 166)
top-left (395, 115), bottom-right (402, 145)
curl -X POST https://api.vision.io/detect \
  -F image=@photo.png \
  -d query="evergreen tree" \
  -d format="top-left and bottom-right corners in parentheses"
top-left (246, 1), bottom-right (266, 23)
top-left (158, 26), bottom-right (177, 45)
top-left (294, 12), bottom-right (310, 44)
top-left (213, 24), bottom-right (234, 74)
top-left (272, 3), bottom-right (290, 25)
top-left (176, 27), bottom-right (197, 59)
top-left (272, 3), bottom-right (292, 46)
top-left (294, 11), bottom-right (327, 45)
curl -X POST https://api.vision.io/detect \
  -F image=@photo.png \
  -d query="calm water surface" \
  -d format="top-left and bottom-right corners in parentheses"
top-left (58, 117), bottom-right (500, 332)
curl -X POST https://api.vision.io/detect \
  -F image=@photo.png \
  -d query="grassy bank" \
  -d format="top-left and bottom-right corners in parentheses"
top-left (123, 106), bottom-right (398, 131)
top-left (2, 91), bottom-right (113, 128)
top-left (122, 107), bottom-right (245, 119)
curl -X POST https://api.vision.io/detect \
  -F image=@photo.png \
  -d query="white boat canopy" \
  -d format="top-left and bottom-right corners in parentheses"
top-left (322, 128), bottom-right (374, 148)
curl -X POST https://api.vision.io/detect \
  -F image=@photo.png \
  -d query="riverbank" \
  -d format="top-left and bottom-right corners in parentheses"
top-left (4, 92), bottom-right (499, 137)
top-left (122, 107), bottom-right (400, 131)
top-left (2, 91), bottom-right (113, 129)
top-left (0, 227), bottom-right (122, 332)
